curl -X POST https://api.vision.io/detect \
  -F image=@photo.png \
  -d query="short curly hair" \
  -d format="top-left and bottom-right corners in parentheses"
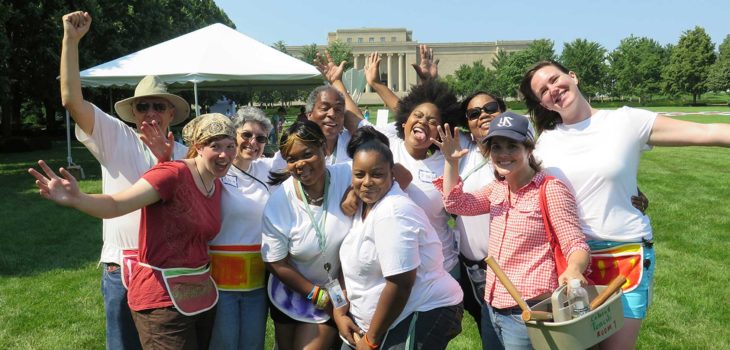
top-left (395, 79), bottom-right (460, 151)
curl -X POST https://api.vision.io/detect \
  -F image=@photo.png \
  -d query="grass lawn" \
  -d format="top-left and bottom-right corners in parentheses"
top-left (1, 112), bottom-right (729, 349)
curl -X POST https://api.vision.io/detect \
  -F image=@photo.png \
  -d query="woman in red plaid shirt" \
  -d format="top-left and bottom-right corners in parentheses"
top-left (433, 112), bottom-right (590, 349)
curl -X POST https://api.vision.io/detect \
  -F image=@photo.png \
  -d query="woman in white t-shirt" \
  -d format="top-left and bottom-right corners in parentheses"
top-left (261, 121), bottom-right (353, 350)
top-left (364, 52), bottom-right (463, 278)
top-left (520, 60), bottom-right (730, 350)
top-left (334, 126), bottom-right (463, 350)
top-left (208, 107), bottom-right (283, 350)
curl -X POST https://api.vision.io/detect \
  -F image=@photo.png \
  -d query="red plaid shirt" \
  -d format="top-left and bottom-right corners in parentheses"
top-left (434, 171), bottom-right (588, 309)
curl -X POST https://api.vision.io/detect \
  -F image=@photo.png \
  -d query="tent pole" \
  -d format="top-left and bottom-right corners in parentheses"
top-left (66, 110), bottom-right (72, 167)
top-left (194, 82), bottom-right (200, 116)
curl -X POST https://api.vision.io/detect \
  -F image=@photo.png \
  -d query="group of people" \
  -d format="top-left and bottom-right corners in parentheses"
top-left (30, 10), bottom-right (730, 350)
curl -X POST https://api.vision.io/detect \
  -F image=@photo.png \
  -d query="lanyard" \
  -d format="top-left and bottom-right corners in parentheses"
top-left (329, 146), bottom-right (338, 165)
top-left (461, 158), bottom-right (489, 182)
top-left (297, 170), bottom-right (330, 252)
top-left (232, 164), bottom-right (269, 192)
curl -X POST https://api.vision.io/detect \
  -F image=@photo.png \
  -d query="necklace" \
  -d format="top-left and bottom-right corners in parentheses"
top-left (194, 158), bottom-right (214, 196)
top-left (302, 189), bottom-right (324, 204)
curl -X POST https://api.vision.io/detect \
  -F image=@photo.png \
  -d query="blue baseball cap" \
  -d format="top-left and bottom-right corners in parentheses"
top-left (483, 112), bottom-right (534, 143)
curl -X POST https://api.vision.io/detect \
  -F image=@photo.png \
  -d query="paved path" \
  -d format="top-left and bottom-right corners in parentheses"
top-left (662, 111), bottom-right (730, 116)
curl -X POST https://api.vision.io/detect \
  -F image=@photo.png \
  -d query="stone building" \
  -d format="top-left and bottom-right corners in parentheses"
top-left (287, 28), bottom-right (532, 104)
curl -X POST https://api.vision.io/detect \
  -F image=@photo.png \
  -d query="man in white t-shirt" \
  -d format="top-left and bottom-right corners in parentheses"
top-left (60, 11), bottom-right (189, 350)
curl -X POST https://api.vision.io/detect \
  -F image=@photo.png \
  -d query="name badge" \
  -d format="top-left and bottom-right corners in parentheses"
top-left (418, 169), bottom-right (436, 183)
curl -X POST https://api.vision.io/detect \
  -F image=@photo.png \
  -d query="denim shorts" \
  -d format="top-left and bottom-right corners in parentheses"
top-left (588, 240), bottom-right (655, 319)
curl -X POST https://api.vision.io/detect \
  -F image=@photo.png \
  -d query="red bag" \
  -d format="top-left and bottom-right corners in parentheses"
top-left (539, 176), bottom-right (569, 276)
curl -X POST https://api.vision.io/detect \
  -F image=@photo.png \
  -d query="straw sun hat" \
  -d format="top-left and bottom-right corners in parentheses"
top-left (114, 75), bottom-right (190, 126)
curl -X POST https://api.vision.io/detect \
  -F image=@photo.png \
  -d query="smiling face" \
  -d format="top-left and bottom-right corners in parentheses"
top-left (131, 97), bottom-right (176, 130)
top-left (465, 94), bottom-right (502, 143)
top-left (284, 139), bottom-right (326, 187)
top-left (195, 136), bottom-right (237, 178)
top-left (529, 65), bottom-right (579, 115)
top-left (308, 89), bottom-right (345, 141)
top-left (352, 150), bottom-right (393, 206)
top-left (487, 136), bottom-right (531, 180)
top-left (402, 102), bottom-right (441, 150)
top-left (235, 122), bottom-right (267, 162)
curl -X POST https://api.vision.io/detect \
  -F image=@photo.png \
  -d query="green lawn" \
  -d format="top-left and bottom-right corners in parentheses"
top-left (1, 112), bottom-right (729, 349)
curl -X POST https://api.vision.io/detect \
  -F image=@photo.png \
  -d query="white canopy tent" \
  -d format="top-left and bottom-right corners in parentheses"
top-left (66, 23), bottom-right (323, 172)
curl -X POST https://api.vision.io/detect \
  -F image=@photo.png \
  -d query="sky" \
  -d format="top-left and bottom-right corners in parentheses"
top-left (213, 0), bottom-right (728, 54)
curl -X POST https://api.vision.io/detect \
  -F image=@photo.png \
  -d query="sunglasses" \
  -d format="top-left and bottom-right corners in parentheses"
top-left (240, 131), bottom-right (268, 144)
top-left (134, 102), bottom-right (170, 113)
top-left (466, 101), bottom-right (501, 120)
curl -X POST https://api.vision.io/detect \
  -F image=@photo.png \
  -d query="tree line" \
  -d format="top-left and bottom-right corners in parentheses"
top-left (443, 27), bottom-right (730, 105)
top-left (0, 0), bottom-right (234, 138)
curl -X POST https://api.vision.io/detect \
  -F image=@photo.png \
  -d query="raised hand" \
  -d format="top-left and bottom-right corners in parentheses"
top-left (62, 11), bottom-right (92, 43)
top-left (314, 50), bottom-right (346, 84)
top-left (412, 44), bottom-right (439, 81)
top-left (364, 52), bottom-right (382, 87)
top-left (28, 160), bottom-right (81, 207)
top-left (432, 124), bottom-right (468, 164)
top-left (140, 120), bottom-right (174, 163)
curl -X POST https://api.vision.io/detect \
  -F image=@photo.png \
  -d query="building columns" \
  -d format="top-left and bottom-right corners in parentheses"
top-left (398, 53), bottom-right (405, 92)
top-left (386, 53), bottom-right (393, 92)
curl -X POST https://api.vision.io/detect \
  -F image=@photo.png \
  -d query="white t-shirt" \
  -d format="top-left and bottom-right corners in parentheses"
top-left (325, 129), bottom-right (353, 165)
top-left (261, 163), bottom-right (354, 284)
top-left (340, 185), bottom-right (463, 331)
top-left (455, 142), bottom-right (494, 261)
top-left (386, 136), bottom-right (458, 272)
top-left (534, 106), bottom-right (657, 242)
top-left (76, 104), bottom-right (187, 265)
top-left (210, 158), bottom-right (276, 246)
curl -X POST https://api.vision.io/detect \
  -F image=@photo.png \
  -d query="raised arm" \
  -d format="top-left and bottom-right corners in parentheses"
top-left (60, 11), bottom-right (95, 135)
top-left (412, 44), bottom-right (440, 81)
top-left (432, 124), bottom-right (468, 194)
top-left (365, 52), bottom-right (400, 112)
top-left (649, 114), bottom-right (730, 147)
top-left (29, 160), bottom-right (160, 219)
top-left (314, 51), bottom-right (363, 134)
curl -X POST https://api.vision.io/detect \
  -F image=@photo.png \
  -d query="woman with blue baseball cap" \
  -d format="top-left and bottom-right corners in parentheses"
top-left (433, 112), bottom-right (591, 349)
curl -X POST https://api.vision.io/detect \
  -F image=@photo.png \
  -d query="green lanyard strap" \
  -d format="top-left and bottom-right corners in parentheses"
top-left (297, 170), bottom-right (330, 252)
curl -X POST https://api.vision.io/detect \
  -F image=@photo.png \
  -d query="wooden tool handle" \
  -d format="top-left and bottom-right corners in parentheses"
top-left (484, 257), bottom-right (530, 313)
top-left (521, 310), bottom-right (553, 322)
top-left (590, 275), bottom-right (627, 310)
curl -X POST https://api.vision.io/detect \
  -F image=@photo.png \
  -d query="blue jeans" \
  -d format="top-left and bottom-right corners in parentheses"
top-left (480, 304), bottom-right (505, 350)
top-left (101, 263), bottom-right (141, 350)
top-left (483, 304), bottom-right (532, 350)
top-left (209, 289), bottom-right (268, 350)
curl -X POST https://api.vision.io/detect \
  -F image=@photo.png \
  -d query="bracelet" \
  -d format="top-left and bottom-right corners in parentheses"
top-left (363, 333), bottom-right (378, 349)
top-left (307, 285), bottom-right (319, 301)
top-left (315, 288), bottom-right (330, 309)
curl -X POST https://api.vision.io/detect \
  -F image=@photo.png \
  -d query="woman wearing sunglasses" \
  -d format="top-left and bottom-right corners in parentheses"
top-left (207, 107), bottom-right (285, 350)
top-left (29, 114), bottom-right (237, 349)
top-left (262, 121), bottom-right (354, 350)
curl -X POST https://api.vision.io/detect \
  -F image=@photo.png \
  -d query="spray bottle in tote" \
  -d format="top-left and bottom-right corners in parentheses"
top-left (569, 279), bottom-right (590, 318)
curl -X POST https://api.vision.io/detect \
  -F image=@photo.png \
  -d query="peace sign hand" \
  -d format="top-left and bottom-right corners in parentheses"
top-left (28, 160), bottom-right (81, 207)
top-left (431, 123), bottom-right (468, 164)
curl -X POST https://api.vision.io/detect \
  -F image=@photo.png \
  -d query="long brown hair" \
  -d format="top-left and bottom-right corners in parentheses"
top-left (519, 60), bottom-right (572, 134)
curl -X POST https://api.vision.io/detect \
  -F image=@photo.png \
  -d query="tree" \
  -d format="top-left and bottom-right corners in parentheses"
top-left (271, 40), bottom-right (290, 55)
top-left (299, 43), bottom-right (319, 65)
top-left (708, 35), bottom-right (730, 92)
top-left (0, 0), bottom-right (235, 137)
top-left (492, 39), bottom-right (556, 97)
top-left (560, 39), bottom-right (607, 101)
top-left (608, 36), bottom-right (666, 103)
top-left (662, 26), bottom-right (716, 104)
top-left (442, 60), bottom-right (497, 97)
top-left (326, 40), bottom-right (353, 70)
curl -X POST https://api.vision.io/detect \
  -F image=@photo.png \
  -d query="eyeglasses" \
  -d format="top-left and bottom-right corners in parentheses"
top-left (134, 102), bottom-right (170, 113)
top-left (466, 102), bottom-right (501, 120)
top-left (240, 131), bottom-right (268, 144)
